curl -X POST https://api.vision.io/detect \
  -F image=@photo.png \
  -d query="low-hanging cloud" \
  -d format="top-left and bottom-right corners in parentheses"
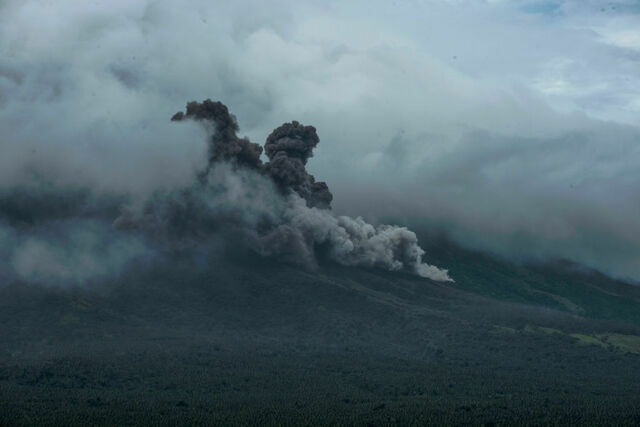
top-left (0, 186), bottom-right (150, 286)
top-left (1, 0), bottom-right (639, 282)
top-left (0, 218), bottom-right (149, 287)
top-left (11, 222), bottom-right (148, 286)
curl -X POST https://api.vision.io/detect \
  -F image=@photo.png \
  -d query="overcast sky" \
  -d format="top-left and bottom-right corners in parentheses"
top-left (1, 0), bottom-right (639, 280)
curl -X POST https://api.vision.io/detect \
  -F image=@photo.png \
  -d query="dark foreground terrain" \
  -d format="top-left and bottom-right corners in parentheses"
top-left (2, 239), bottom-right (640, 425)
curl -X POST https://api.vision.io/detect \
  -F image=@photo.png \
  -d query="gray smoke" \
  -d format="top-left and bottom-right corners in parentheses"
top-left (118, 100), bottom-right (451, 281)
top-left (2, 0), bottom-right (638, 283)
top-left (264, 121), bottom-right (333, 210)
top-left (171, 100), bottom-right (332, 209)
top-left (171, 99), bottom-right (264, 171)
top-left (256, 196), bottom-right (451, 281)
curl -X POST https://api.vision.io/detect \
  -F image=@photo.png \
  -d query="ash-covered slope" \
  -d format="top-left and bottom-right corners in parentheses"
top-left (2, 245), bottom-right (640, 425)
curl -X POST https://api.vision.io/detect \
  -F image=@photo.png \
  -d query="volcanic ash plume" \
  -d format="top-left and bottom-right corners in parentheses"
top-left (257, 197), bottom-right (453, 281)
top-left (264, 121), bottom-right (333, 209)
top-left (171, 100), bottom-right (332, 209)
top-left (171, 100), bottom-right (264, 171)
top-left (129, 99), bottom-right (452, 281)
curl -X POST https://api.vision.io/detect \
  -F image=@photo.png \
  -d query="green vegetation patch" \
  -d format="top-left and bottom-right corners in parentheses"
top-left (490, 324), bottom-right (640, 355)
top-left (538, 327), bottom-right (563, 335)
top-left (598, 334), bottom-right (640, 355)
top-left (569, 334), bottom-right (608, 349)
top-left (489, 325), bottom-right (518, 335)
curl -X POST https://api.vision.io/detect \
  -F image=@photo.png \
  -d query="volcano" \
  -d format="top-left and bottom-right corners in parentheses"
top-left (2, 235), bottom-right (640, 425)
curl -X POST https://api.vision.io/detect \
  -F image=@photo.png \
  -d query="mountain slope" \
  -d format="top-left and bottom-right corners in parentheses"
top-left (420, 233), bottom-right (640, 324)
top-left (1, 246), bottom-right (640, 425)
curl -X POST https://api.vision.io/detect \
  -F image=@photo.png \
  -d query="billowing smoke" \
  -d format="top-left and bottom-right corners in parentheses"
top-left (2, 0), bottom-right (638, 283)
top-left (118, 99), bottom-right (451, 281)
top-left (170, 99), bottom-right (333, 209)
top-left (0, 97), bottom-right (450, 286)
top-left (171, 100), bottom-right (264, 171)
top-left (256, 197), bottom-right (452, 281)
top-left (264, 121), bottom-right (333, 209)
